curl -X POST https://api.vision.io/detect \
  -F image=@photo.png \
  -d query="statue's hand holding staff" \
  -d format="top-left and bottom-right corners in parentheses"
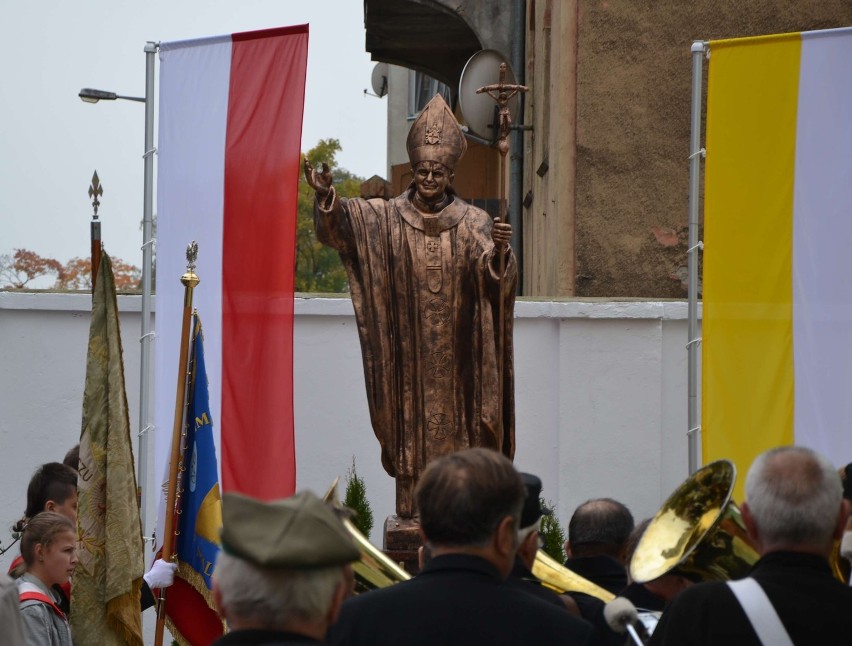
top-left (492, 217), bottom-right (512, 251)
top-left (303, 157), bottom-right (333, 197)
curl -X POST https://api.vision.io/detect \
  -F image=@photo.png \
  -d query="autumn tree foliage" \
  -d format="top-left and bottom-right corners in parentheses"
top-left (0, 249), bottom-right (64, 288)
top-left (0, 248), bottom-right (141, 291)
top-left (55, 256), bottom-right (141, 291)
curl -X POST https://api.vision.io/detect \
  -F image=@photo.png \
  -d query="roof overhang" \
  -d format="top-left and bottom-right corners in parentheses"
top-left (363, 0), bottom-right (483, 90)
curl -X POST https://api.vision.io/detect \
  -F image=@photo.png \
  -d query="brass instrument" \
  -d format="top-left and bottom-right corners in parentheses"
top-left (322, 478), bottom-right (411, 592)
top-left (343, 516), bottom-right (411, 592)
top-left (322, 479), bottom-right (618, 598)
top-left (832, 541), bottom-right (851, 584)
top-left (533, 549), bottom-right (616, 602)
top-left (630, 460), bottom-right (758, 584)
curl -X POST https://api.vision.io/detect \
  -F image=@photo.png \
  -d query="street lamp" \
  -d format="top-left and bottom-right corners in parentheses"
top-left (79, 88), bottom-right (145, 104)
top-left (78, 41), bottom-right (158, 546)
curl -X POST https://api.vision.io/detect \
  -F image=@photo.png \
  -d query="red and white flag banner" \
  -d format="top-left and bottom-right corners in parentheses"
top-left (153, 25), bottom-right (308, 525)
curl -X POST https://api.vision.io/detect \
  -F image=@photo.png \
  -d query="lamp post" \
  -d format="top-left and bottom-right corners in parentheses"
top-left (79, 88), bottom-right (145, 103)
top-left (78, 41), bottom-right (158, 548)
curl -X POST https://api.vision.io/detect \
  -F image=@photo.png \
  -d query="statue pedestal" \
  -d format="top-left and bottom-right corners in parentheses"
top-left (383, 515), bottom-right (422, 575)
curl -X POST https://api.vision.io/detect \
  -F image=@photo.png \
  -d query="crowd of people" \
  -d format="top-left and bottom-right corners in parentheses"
top-left (4, 443), bottom-right (851, 645)
top-left (2, 445), bottom-right (176, 646)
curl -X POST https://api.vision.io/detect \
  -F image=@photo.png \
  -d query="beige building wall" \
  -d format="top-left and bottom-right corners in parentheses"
top-left (376, 1), bottom-right (852, 297)
top-left (567, 0), bottom-right (852, 297)
top-left (523, 0), bottom-right (579, 296)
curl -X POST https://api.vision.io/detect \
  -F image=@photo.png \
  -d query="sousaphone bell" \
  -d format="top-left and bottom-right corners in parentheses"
top-left (630, 459), bottom-right (758, 584)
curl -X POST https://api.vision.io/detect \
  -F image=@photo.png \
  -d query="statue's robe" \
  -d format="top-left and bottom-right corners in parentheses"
top-left (315, 186), bottom-right (516, 516)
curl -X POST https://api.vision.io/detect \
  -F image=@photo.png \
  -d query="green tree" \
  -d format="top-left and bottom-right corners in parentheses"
top-left (539, 498), bottom-right (567, 562)
top-left (343, 457), bottom-right (374, 538)
top-left (296, 139), bottom-right (363, 293)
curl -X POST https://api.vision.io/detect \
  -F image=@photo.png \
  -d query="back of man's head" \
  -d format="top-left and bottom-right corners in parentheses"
top-left (215, 490), bottom-right (359, 636)
top-left (745, 446), bottom-right (843, 551)
top-left (215, 552), bottom-right (345, 630)
top-left (416, 448), bottom-right (525, 548)
top-left (24, 463), bottom-right (77, 519)
top-left (568, 498), bottom-right (634, 558)
top-left (63, 444), bottom-right (80, 471)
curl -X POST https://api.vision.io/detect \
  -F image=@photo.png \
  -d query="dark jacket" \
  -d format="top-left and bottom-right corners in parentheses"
top-left (213, 629), bottom-right (322, 645)
top-left (506, 557), bottom-right (567, 609)
top-left (650, 551), bottom-right (852, 645)
top-left (564, 555), bottom-right (628, 595)
top-left (565, 553), bottom-right (630, 645)
top-left (329, 553), bottom-right (594, 645)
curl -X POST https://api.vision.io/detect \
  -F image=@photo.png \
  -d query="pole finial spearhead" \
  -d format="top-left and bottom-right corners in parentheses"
top-left (186, 241), bottom-right (198, 272)
top-left (88, 171), bottom-right (103, 219)
top-left (181, 241), bottom-right (200, 289)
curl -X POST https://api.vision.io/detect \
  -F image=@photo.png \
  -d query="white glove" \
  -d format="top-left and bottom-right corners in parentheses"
top-left (143, 559), bottom-right (178, 589)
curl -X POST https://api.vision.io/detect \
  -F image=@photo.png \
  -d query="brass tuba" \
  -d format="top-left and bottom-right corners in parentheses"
top-left (630, 460), bottom-right (758, 584)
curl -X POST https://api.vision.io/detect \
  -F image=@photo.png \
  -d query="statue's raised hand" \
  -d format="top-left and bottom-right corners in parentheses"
top-left (303, 157), bottom-right (333, 197)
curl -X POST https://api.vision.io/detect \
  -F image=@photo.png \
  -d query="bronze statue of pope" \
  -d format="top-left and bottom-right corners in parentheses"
top-left (304, 94), bottom-right (516, 517)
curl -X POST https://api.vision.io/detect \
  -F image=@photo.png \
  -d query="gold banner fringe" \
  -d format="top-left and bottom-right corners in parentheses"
top-left (105, 577), bottom-right (143, 646)
top-left (166, 617), bottom-right (194, 646)
top-left (176, 560), bottom-right (219, 611)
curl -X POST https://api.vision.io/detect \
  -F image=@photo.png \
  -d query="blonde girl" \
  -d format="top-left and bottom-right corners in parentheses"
top-left (14, 511), bottom-right (76, 646)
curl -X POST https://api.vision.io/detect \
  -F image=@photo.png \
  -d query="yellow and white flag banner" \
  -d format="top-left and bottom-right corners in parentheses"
top-left (703, 26), bottom-right (852, 491)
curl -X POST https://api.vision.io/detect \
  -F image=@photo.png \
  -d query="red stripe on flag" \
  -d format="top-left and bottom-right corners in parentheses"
top-left (221, 26), bottom-right (308, 498)
top-left (231, 24), bottom-right (309, 42)
top-left (164, 577), bottom-right (224, 645)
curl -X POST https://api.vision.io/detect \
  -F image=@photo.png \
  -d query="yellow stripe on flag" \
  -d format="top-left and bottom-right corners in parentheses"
top-left (702, 33), bottom-right (801, 499)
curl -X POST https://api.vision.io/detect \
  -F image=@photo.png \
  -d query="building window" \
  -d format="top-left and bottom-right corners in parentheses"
top-left (408, 71), bottom-right (452, 119)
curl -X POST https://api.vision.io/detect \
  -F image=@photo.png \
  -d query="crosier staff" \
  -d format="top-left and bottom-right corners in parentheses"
top-left (476, 63), bottom-right (528, 436)
top-left (154, 242), bottom-right (200, 646)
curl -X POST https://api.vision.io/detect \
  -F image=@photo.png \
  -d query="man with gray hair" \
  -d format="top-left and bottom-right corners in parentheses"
top-left (213, 490), bottom-right (360, 645)
top-left (650, 446), bottom-right (852, 645)
top-left (329, 448), bottom-right (593, 645)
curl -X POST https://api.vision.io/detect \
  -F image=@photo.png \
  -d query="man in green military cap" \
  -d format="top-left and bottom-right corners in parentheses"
top-left (212, 490), bottom-right (360, 645)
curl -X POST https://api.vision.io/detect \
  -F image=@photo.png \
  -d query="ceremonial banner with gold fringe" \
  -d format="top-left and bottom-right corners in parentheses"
top-left (165, 313), bottom-right (225, 645)
top-left (702, 27), bottom-right (852, 498)
top-left (71, 252), bottom-right (144, 645)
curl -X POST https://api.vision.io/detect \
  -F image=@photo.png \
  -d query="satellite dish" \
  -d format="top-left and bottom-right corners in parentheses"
top-left (458, 50), bottom-right (520, 140)
top-left (370, 62), bottom-right (389, 98)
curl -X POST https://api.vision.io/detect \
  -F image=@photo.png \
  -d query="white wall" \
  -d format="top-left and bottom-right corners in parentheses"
top-left (0, 292), bottom-right (700, 576)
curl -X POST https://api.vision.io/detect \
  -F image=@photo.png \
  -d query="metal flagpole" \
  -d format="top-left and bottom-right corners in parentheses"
top-left (138, 40), bottom-right (158, 544)
top-left (687, 41), bottom-right (707, 474)
top-left (154, 242), bottom-right (199, 646)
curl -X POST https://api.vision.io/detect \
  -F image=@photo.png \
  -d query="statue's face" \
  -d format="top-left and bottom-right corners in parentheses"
top-left (413, 161), bottom-right (453, 203)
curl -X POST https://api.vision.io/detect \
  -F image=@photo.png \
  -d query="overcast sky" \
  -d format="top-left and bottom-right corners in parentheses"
top-left (1, 1), bottom-right (387, 269)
